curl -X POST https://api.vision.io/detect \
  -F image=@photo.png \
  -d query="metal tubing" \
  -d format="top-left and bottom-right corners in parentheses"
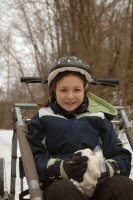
top-left (10, 131), bottom-right (17, 200)
top-left (120, 109), bottom-right (133, 151)
top-left (15, 107), bottom-right (43, 200)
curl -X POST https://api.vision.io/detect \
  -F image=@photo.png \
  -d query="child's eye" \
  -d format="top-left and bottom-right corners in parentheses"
top-left (75, 89), bottom-right (81, 92)
top-left (60, 89), bottom-right (67, 92)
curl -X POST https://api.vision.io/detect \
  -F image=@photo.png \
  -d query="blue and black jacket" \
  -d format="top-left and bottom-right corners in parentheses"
top-left (27, 97), bottom-right (132, 187)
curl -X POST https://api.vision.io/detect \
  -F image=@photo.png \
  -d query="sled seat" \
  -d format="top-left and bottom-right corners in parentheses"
top-left (10, 94), bottom-right (133, 200)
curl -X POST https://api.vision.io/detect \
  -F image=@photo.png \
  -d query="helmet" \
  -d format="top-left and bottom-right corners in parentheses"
top-left (48, 56), bottom-right (92, 86)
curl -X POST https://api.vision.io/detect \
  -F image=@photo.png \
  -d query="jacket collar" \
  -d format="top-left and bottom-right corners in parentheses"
top-left (49, 97), bottom-right (89, 118)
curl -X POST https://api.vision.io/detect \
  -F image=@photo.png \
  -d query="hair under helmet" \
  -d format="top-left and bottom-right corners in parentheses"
top-left (48, 56), bottom-right (92, 86)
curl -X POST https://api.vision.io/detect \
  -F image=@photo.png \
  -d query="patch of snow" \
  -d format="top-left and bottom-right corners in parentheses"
top-left (0, 130), bottom-right (28, 199)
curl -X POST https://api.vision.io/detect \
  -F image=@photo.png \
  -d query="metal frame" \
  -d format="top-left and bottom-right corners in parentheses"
top-left (114, 106), bottom-right (133, 150)
top-left (10, 104), bottom-right (43, 200)
top-left (0, 102), bottom-right (133, 200)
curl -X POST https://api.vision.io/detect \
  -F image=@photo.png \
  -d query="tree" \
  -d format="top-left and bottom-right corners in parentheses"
top-left (125, 0), bottom-right (133, 106)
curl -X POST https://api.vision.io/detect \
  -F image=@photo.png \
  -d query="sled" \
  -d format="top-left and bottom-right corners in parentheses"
top-left (0, 77), bottom-right (133, 200)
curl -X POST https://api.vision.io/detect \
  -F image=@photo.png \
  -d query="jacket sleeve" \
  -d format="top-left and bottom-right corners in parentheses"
top-left (26, 113), bottom-right (52, 186)
top-left (100, 117), bottom-right (132, 177)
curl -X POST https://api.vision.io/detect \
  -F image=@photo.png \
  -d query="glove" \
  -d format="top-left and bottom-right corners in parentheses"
top-left (47, 152), bottom-right (88, 182)
top-left (98, 159), bottom-right (121, 183)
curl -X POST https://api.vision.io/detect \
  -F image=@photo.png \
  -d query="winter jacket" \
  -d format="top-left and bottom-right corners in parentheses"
top-left (27, 98), bottom-right (132, 187)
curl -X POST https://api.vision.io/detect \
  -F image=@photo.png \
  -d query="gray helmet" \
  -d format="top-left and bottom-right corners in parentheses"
top-left (48, 56), bottom-right (92, 86)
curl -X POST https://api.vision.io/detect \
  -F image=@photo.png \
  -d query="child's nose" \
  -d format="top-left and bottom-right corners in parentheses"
top-left (67, 91), bottom-right (74, 98)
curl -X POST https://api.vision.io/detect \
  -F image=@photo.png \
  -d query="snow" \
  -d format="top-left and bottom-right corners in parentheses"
top-left (0, 129), bottom-right (133, 199)
top-left (0, 130), bottom-right (27, 199)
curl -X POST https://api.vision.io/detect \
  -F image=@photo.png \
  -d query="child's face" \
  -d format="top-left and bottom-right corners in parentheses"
top-left (55, 74), bottom-right (85, 112)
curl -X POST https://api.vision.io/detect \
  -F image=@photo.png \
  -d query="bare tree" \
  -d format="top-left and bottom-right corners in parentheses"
top-left (125, 0), bottom-right (133, 106)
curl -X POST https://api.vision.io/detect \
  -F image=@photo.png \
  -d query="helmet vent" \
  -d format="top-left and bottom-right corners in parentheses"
top-left (65, 58), bottom-right (71, 63)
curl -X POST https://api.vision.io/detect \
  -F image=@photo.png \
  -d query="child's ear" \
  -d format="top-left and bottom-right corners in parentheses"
top-left (84, 83), bottom-right (89, 98)
top-left (85, 83), bottom-right (89, 92)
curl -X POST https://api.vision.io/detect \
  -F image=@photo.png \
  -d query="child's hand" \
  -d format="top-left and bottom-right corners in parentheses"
top-left (47, 152), bottom-right (88, 182)
top-left (63, 152), bottom-right (88, 182)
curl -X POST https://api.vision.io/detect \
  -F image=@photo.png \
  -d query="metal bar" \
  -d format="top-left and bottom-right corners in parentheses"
top-left (119, 109), bottom-right (133, 151)
top-left (10, 115), bottom-right (17, 200)
top-left (14, 103), bottom-right (38, 110)
top-left (14, 107), bottom-right (43, 200)
top-left (111, 120), bottom-right (123, 125)
top-left (20, 179), bottom-right (23, 193)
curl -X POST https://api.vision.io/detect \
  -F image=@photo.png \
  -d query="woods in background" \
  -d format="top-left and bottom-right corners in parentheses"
top-left (0, 0), bottom-right (133, 128)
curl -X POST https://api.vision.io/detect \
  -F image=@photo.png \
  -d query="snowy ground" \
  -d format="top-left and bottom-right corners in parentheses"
top-left (0, 129), bottom-right (133, 199)
top-left (0, 130), bottom-right (27, 199)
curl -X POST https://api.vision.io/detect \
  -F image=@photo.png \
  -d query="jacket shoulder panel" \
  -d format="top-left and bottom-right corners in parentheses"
top-left (76, 112), bottom-right (105, 119)
top-left (39, 107), bottom-right (66, 119)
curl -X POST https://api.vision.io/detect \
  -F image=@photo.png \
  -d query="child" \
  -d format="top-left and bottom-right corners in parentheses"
top-left (27, 56), bottom-right (133, 200)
